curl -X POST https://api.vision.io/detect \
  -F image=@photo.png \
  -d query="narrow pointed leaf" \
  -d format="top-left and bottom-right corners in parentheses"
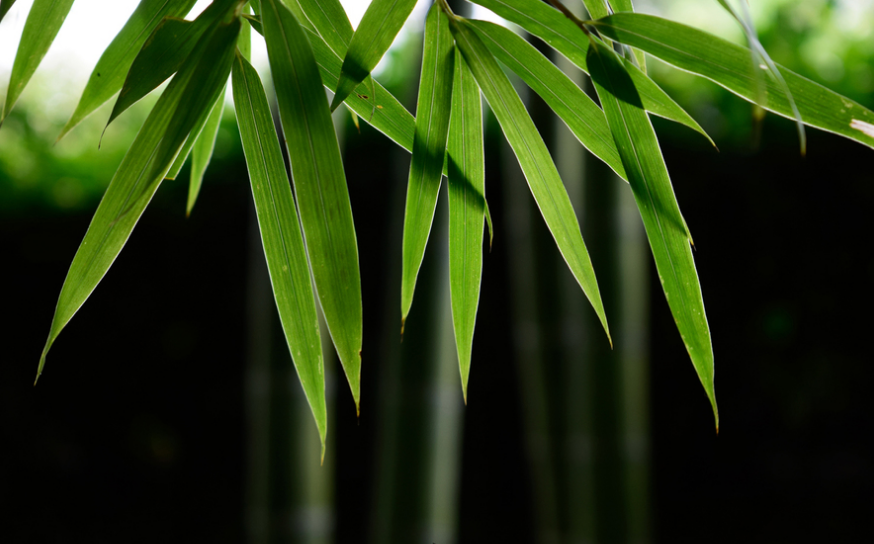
top-left (36, 14), bottom-right (238, 382)
top-left (140, 19), bottom-right (240, 210)
top-left (587, 39), bottom-right (717, 426)
top-left (606, 0), bottom-right (646, 71)
top-left (329, 0), bottom-right (418, 112)
top-left (232, 51), bottom-right (327, 455)
top-left (262, 0), bottom-right (363, 409)
top-left (468, 0), bottom-right (712, 145)
top-left (187, 87), bottom-right (226, 215)
top-left (449, 14), bottom-right (610, 342)
top-left (447, 49), bottom-right (485, 400)
top-left (58, 0), bottom-right (198, 141)
top-left (296, 0), bottom-right (353, 54)
top-left (401, 3), bottom-right (455, 323)
top-left (469, 19), bottom-right (626, 180)
top-left (591, 13), bottom-right (874, 149)
top-left (107, 0), bottom-right (237, 129)
top-left (2, 0), bottom-right (75, 122)
top-left (0, 0), bottom-right (17, 24)
top-left (582, 0), bottom-right (609, 19)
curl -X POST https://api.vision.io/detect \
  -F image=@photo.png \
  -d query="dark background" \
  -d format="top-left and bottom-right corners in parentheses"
top-left (3, 2), bottom-right (874, 542)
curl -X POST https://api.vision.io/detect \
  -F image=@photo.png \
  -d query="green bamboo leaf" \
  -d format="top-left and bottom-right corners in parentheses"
top-left (587, 39), bottom-right (717, 427)
top-left (58, 0), bottom-right (198, 141)
top-left (187, 87), bottom-right (226, 215)
top-left (469, 19), bottom-right (626, 180)
top-left (582, 0), bottom-right (609, 19)
top-left (448, 12), bottom-right (610, 343)
top-left (329, 0), bottom-right (418, 112)
top-left (591, 13), bottom-right (874, 149)
top-left (447, 48), bottom-right (485, 401)
top-left (401, 2), bottom-right (455, 325)
top-left (106, 0), bottom-right (238, 130)
top-left (36, 12), bottom-right (240, 383)
top-left (2, 0), bottom-right (75, 123)
top-left (606, 0), bottom-right (646, 71)
top-left (296, 0), bottom-right (353, 54)
top-left (141, 19), bottom-right (241, 210)
top-left (0, 0), bottom-right (17, 24)
top-left (468, 0), bottom-right (712, 145)
top-left (262, 0), bottom-right (363, 410)
top-left (232, 51), bottom-right (327, 457)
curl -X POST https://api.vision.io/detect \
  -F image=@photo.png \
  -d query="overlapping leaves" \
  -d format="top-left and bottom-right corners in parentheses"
top-left (23, 0), bottom-right (874, 448)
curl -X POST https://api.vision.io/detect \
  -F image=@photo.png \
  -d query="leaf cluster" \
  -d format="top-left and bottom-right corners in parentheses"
top-left (5, 0), bottom-right (873, 452)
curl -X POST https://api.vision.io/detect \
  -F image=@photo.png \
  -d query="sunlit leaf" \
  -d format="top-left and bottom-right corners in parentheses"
top-left (448, 12), bottom-right (611, 343)
top-left (36, 11), bottom-right (240, 383)
top-left (606, 0), bottom-right (646, 72)
top-left (469, 19), bottom-right (626, 180)
top-left (58, 0), bottom-right (198, 141)
top-left (296, 0), bottom-right (352, 54)
top-left (401, 2), bottom-right (455, 325)
top-left (232, 51), bottom-right (327, 457)
top-left (329, 0), bottom-right (418, 112)
top-left (447, 48), bottom-right (485, 401)
top-left (582, 0), bottom-right (608, 20)
top-left (262, 0), bottom-right (363, 410)
top-left (591, 13), bottom-right (874, 149)
top-left (2, 0), bottom-right (75, 123)
top-left (468, 0), bottom-right (713, 145)
top-left (587, 39), bottom-right (717, 426)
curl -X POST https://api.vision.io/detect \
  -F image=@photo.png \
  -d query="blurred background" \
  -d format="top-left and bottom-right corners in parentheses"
top-left (1, 0), bottom-right (873, 542)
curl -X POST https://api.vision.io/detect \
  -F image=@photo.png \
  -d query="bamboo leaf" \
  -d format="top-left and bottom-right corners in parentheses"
top-left (468, 0), bottom-right (712, 145)
top-left (401, 2), bottom-right (455, 325)
top-left (296, 0), bottom-right (353, 54)
top-left (448, 13), bottom-right (610, 343)
top-left (262, 0), bottom-right (363, 410)
top-left (2, 0), bottom-right (76, 123)
top-left (187, 87), bottom-right (226, 215)
top-left (469, 19), bottom-right (626, 180)
top-left (36, 12), bottom-right (240, 383)
top-left (606, 0), bottom-right (646, 71)
top-left (232, 51), bottom-right (327, 456)
top-left (0, 0), bottom-right (17, 24)
top-left (587, 39), bottom-right (717, 426)
top-left (447, 48), bottom-right (485, 401)
top-left (329, 0), bottom-right (418, 112)
top-left (582, 0), bottom-right (608, 20)
top-left (591, 13), bottom-right (874, 149)
top-left (58, 0), bottom-right (198, 141)
top-left (106, 0), bottom-right (238, 130)
top-left (142, 19), bottom-right (241, 209)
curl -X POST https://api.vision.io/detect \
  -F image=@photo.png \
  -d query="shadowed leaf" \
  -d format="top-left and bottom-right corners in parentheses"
top-left (401, 3), bottom-right (455, 325)
top-left (58, 0), bottom-right (198, 141)
top-left (587, 39), bottom-right (717, 426)
top-left (329, 0), bottom-right (418, 112)
top-left (448, 13), bottom-right (611, 343)
top-left (591, 13), bottom-right (874, 149)
top-left (232, 51), bottom-right (327, 457)
top-left (262, 0), bottom-right (363, 411)
top-left (447, 48), bottom-right (485, 401)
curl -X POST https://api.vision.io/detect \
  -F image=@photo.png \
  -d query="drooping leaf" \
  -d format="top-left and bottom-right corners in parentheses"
top-left (447, 48), bottom-right (485, 401)
top-left (187, 87), bottom-right (226, 215)
top-left (714, 0), bottom-right (804, 153)
top-left (400, 2), bottom-right (455, 325)
top-left (36, 11), bottom-right (240, 383)
top-left (448, 13), bottom-right (610, 343)
top-left (606, 0), bottom-right (646, 72)
top-left (232, 51), bottom-right (327, 457)
top-left (0, 0), bottom-right (17, 24)
top-left (262, 0), bottom-right (363, 410)
top-left (591, 13), bottom-right (874, 149)
top-left (468, 0), bottom-right (712, 145)
top-left (2, 0), bottom-right (75, 123)
top-left (106, 0), bottom-right (238, 130)
top-left (58, 0), bottom-right (198, 141)
top-left (329, 0), bottom-right (418, 112)
top-left (469, 19), bottom-right (626, 180)
top-left (140, 19), bottom-right (241, 211)
top-left (587, 39), bottom-right (717, 426)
